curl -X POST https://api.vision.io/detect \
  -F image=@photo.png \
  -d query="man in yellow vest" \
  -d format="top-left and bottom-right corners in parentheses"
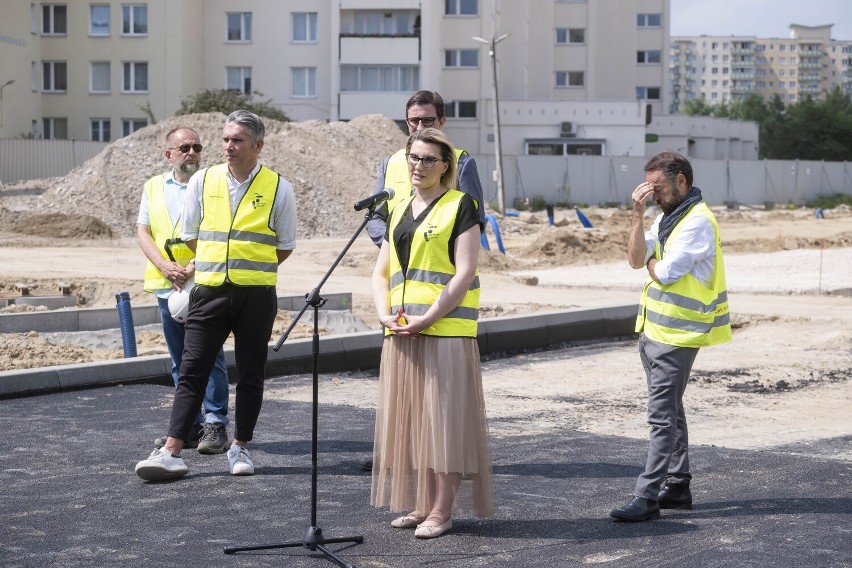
top-left (365, 90), bottom-right (485, 246)
top-left (611, 151), bottom-right (731, 522)
top-left (135, 111), bottom-right (297, 481)
top-left (136, 127), bottom-right (230, 454)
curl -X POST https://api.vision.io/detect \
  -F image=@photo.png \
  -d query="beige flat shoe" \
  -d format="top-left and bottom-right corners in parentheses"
top-left (414, 518), bottom-right (453, 539)
top-left (390, 514), bottom-right (426, 529)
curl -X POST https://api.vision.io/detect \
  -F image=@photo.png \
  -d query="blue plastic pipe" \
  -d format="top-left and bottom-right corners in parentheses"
top-left (115, 291), bottom-right (137, 358)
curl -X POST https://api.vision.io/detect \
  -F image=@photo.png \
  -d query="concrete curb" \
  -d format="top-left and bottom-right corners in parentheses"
top-left (0, 293), bottom-right (353, 333)
top-left (0, 303), bottom-right (637, 399)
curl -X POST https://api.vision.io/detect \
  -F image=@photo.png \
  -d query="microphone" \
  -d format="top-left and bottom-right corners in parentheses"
top-left (354, 188), bottom-right (395, 211)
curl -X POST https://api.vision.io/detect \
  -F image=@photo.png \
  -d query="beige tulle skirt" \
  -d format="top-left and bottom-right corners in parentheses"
top-left (370, 334), bottom-right (494, 517)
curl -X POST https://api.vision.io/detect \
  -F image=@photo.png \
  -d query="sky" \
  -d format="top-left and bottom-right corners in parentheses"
top-left (670, 0), bottom-right (852, 40)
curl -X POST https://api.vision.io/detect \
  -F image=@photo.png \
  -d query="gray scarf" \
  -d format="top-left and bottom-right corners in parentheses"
top-left (658, 186), bottom-right (703, 255)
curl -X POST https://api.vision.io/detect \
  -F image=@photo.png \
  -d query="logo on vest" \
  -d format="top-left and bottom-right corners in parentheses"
top-left (423, 223), bottom-right (439, 241)
top-left (251, 193), bottom-right (265, 209)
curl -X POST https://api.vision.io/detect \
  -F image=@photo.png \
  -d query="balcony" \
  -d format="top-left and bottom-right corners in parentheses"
top-left (731, 70), bottom-right (755, 79)
top-left (798, 60), bottom-right (822, 69)
top-left (798, 84), bottom-right (822, 94)
top-left (340, 35), bottom-right (420, 65)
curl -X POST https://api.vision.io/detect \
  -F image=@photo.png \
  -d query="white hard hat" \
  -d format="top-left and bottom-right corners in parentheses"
top-left (167, 278), bottom-right (195, 323)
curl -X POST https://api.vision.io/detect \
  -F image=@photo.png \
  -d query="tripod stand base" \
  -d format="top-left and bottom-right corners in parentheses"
top-left (224, 525), bottom-right (364, 568)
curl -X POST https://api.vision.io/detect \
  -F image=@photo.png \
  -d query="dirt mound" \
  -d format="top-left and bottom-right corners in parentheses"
top-left (0, 331), bottom-right (123, 372)
top-left (523, 226), bottom-right (628, 265)
top-left (4, 212), bottom-right (113, 239)
top-left (7, 113), bottom-right (407, 239)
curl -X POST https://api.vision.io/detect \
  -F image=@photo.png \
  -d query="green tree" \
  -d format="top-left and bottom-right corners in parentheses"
top-left (177, 89), bottom-right (290, 122)
top-left (683, 97), bottom-right (714, 116)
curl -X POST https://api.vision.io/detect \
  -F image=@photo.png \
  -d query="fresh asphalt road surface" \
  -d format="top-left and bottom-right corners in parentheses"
top-left (2, 372), bottom-right (851, 568)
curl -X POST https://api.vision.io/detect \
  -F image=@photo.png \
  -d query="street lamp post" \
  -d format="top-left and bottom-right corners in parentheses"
top-left (473, 33), bottom-right (509, 215)
top-left (0, 79), bottom-right (15, 129)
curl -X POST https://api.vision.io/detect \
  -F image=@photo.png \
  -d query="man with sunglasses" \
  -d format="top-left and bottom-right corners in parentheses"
top-left (135, 111), bottom-right (297, 481)
top-left (136, 127), bottom-right (231, 456)
top-left (365, 90), bottom-right (485, 246)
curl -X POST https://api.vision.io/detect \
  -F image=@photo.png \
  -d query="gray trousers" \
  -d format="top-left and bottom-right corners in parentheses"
top-left (634, 334), bottom-right (699, 500)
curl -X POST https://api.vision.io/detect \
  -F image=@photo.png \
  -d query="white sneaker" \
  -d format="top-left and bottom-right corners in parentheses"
top-left (227, 444), bottom-right (254, 476)
top-left (135, 447), bottom-right (189, 481)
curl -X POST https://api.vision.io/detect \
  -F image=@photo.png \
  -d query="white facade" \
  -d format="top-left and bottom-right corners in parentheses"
top-left (0, 0), bottom-right (681, 203)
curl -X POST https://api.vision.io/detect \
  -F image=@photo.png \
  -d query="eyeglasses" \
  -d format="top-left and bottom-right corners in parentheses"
top-left (406, 153), bottom-right (442, 168)
top-left (168, 144), bottom-right (203, 154)
top-left (406, 116), bottom-right (437, 127)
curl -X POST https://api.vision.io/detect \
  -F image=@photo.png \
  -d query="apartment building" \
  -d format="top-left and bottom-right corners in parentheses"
top-left (670, 24), bottom-right (852, 112)
top-left (0, 0), bottom-right (676, 202)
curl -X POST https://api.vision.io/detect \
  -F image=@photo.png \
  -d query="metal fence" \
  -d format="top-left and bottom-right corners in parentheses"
top-left (2, 138), bottom-right (851, 209)
top-left (0, 139), bottom-right (108, 185)
top-left (473, 154), bottom-right (852, 208)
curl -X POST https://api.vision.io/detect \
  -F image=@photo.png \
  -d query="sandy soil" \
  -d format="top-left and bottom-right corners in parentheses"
top-left (1, 204), bottom-right (851, 460)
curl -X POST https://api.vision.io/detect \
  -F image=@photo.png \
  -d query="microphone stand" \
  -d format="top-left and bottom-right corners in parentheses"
top-left (224, 203), bottom-right (384, 567)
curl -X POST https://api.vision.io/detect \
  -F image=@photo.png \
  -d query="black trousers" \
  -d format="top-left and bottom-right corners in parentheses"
top-left (168, 283), bottom-right (277, 443)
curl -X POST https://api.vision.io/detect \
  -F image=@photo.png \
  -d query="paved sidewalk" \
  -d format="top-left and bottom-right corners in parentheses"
top-left (2, 373), bottom-right (851, 568)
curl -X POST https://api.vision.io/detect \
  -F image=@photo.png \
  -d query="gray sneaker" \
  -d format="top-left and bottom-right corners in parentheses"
top-left (227, 445), bottom-right (255, 476)
top-left (135, 447), bottom-right (189, 481)
top-left (197, 424), bottom-right (229, 455)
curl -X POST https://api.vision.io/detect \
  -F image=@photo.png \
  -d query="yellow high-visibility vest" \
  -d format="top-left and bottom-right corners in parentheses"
top-left (636, 202), bottom-right (732, 347)
top-left (142, 173), bottom-right (193, 292)
top-left (387, 189), bottom-right (479, 337)
top-left (195, 164), bottom-right (280, 286)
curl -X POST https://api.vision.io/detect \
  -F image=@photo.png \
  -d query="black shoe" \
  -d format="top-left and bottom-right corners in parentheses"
top-left (197, 424), bottom-right (229, 454)
top-left (360, 459), bottom-right (373, 472)
top-left (610, 496), bottom-right (661, 522)
top-left (154, 424), bottom-right (203, 449)
top-left (658, 480), bottom-right (692, 509)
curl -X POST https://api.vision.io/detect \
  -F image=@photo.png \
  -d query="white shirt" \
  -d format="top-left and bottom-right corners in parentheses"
top-left (137, 172), bottom-right (188, 299)
top-left (645, 212), bottom-right (716, 287)
top-left (181, 162), bottom-right (297, 250)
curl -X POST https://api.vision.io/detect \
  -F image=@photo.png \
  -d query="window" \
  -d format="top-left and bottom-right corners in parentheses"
top-left (555, 28), bottom-right (585, 44)
top-left (445, 0), bottom-right (477, 16)
top-left (90, 61), bottom-right (110, 93)
top-left (445, 49), bottom-right (478, 68)
top-left (637, 13), bottom-right (661, 28)
top-left (556, 71), bottom-right (584, 87)
top-left (122, 62), bottom-right (148, 92)
top-left (528, 143), bottom-right (564, 155)
top-left (42, 61), bottom-right (67, 92)
top-left (42, 4), bottom-right (67, 35)
top-left (122, 5), bottom-right (147, 35)
top-left (779, 44), bottom-right (786, 52)
top-left (227, 12), bottom-right (252, 42)
top-left (90, 4), bottom-right (110, 36)
top-left (445, 100), bottom-right (477, 118)
top-left (291, 67), bottom-right (316, 97)
top-left (91, 118), bottom-right (110, 141)
top-left (635, 86), bottom-right (661, 99)
top-left (122, 118), bottom-right (147, 136)
top-left (293, 12), bottom-right (317, 42)
top-left (340, 65), bottom-right (418, 92)
top-left (637, 50), bottom-right (661, 64)
top-left (43, 117), bottom-right (68, 139)
top-left (226, 67), bottom-right (252, 94)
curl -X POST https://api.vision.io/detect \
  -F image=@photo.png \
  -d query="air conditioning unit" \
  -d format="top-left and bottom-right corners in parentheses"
top-left (560, 121), bottom-right (576, 137)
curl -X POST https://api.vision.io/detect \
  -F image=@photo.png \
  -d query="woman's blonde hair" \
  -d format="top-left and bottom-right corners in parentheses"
top-left (405, 128), bottom-right (458, 189)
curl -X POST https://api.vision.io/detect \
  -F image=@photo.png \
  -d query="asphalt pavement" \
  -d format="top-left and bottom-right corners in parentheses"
top-left (2, 370), bottom-right (851, 568)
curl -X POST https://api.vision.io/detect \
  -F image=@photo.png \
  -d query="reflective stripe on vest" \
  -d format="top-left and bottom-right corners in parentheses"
top-left (195, 164), bottom-right (280, 286)
top-left (143, 173), bottom-right (193, 292)
top-left (387, 189), bottom-right (479, 337)
top-left (383, 147), bottom-right (468, 215)
top-left (635, 202), bottom-right (732, 347)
